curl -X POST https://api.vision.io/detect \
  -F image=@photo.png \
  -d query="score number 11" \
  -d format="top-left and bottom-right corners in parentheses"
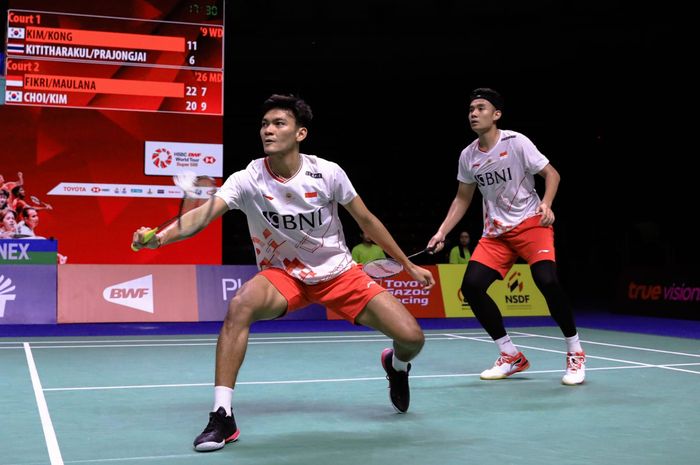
top-left (187, 40), bottom-right (198, 65)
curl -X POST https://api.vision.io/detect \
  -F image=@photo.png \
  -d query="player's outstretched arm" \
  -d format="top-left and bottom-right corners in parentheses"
top-left (132, 196), bottom-right (229, 250)
top-left (428, 181), bottom-right (475, 252)
top-left (343, 195), bottom-right (435, 288)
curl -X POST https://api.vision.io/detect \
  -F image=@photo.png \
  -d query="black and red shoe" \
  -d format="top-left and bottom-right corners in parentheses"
top-left (381, 348), bottom-right (411, 413)
top-left (193, 406), bottom-right (240, 452)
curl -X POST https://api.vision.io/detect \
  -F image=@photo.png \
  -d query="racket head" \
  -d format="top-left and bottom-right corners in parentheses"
top-left (29, 195), bottom-right (42, 205)
top-left (363, 258), bottom-right (404, 278)
top-left (177, 175), bottom-right (217, 229)
top-left (131, 174), bottom-right (218, 252)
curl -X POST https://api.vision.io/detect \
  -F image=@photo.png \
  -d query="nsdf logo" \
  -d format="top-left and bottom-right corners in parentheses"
top-left (504, 269), bottom-right (530, 304)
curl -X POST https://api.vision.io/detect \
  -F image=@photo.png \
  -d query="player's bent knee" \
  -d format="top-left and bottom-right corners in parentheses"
top-left (398, 324), bottom-right (425, 351)
top-left (412, 329), bottom-right (426, 349)
top-left (223, 296), bottom-right (257, 327)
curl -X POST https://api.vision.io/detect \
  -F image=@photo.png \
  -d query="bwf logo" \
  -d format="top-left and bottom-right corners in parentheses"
top-left (0, 275), bottom-right (17, 318)
top-left (103, 275), bottom-right (154, 313)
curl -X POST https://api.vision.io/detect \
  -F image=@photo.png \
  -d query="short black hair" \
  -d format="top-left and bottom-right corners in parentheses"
top-left (469, 88), bottom-right (504, 111)
top-left (22, 206), bottom-right (37, 218)
top-left (261, 94), bottom-right (313, 128)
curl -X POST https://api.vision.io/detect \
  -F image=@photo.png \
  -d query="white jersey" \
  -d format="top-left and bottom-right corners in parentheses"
top-left (216, 153), bottom-right (357, 284)
top-left (458, 130), bottom-right (549, 237)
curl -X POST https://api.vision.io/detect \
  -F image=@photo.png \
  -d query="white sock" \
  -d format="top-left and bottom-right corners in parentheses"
top-left (565, 334), bottom-right (583, 353)
top-left (495, 335), bottom-right (518, 356)
top-left (392, 353), bottom-right (409, 372)
top-left (213, 386), bottom-right (233, 416)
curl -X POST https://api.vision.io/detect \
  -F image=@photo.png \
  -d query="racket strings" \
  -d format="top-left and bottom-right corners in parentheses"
top-left (364, 259), bottom-right (403, 278)
top-left (362, 247), bottom-right (433, 278)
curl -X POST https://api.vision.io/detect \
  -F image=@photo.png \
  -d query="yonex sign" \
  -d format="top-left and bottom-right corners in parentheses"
top-left (0, 239), bottom-right (57, 264)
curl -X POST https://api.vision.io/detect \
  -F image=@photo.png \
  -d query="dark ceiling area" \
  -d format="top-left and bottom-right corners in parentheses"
top-left (219, 1), bottom-right (690, 305)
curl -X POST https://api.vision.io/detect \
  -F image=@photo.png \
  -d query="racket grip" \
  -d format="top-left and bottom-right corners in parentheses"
top-left (131, 228), bottom-right (158, 252)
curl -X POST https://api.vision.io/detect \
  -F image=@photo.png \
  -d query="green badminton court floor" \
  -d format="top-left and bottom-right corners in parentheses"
top-left (1, 326), bottom-right (699, 465)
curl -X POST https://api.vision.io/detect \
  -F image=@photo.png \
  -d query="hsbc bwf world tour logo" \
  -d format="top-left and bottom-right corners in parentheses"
top-left (152, 148), bottom-right (173, 168)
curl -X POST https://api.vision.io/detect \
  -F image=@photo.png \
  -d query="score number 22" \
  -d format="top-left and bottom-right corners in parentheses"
top-left (185, 86), bottom-right (208, 111)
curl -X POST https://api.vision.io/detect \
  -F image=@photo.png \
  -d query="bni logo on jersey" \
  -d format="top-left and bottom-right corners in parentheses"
top-left (5, 91), bottom-right (23, 103)
top-left (0, 275), bottom-right (17, 318)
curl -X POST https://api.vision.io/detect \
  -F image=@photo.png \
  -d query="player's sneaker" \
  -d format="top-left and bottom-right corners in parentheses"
top-left (381, 348), bottom-right (411, 413)
top-left (562, 351), bottom-right (586, 385)
top-left (480, 351), bottom-right (530, 380)
top-left (193, 406), bottom-right (240, 452)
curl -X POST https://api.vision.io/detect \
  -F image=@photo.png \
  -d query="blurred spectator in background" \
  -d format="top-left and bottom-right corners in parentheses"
top-left (16, 207), bottom-right (44, 238)
top-left (0, 189), bottom-right (9, 215)
top-left (448, 231), bottom-right (471, 264)
top-left (351, 230), bottom-right (386, 264)
top-left (0, 209), bottom-right (19, 238)
top-left (0, 171), bottom-right (23, 193)
top-left (10, 185), bottom-right (53, 214)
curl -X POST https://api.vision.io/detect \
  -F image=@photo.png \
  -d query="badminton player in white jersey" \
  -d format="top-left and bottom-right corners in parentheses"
top-left (133, 94), bottom-right (434, 452)
top-left (427, 88), bottom-right (586, 386)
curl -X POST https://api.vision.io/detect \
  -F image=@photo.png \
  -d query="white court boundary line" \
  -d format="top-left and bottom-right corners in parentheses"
top-left (1, 334), bottom-right (475, 350)
top-left (24, 343), bottom-right (64, 465)
top-left (0, 332), bottom-right (489, 346)
top-left (4, 332), bottom-right (481, 344)
top-left (38, 330), bottom-right (700, 392)
top-left (446, 332), bottom-right (700, 375)
top-left (1, 330), bottom-right (696, 357)
top-left (8, 330), bottom-right (699, 391)
top-left (42, 362), bottom-right (700, 392)
top-left (3, 452), bottom-right (200, 465)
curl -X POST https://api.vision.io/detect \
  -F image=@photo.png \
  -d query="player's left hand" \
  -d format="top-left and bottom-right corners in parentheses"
top-left (536, 202), bottom-right (555, 226)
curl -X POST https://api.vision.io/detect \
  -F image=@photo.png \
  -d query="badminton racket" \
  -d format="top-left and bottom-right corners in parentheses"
top-left (363, 248), bottom-right (434, 279)
top-left (131, 172), bottom-right (217, 251)
top-left (29, 195), bottom-right (52, 209)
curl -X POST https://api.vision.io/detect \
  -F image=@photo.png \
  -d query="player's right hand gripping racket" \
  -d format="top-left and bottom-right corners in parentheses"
top-left (362, 248), bottom-right (433, 278)
top-left (130, 172), bottom-right (217, 252)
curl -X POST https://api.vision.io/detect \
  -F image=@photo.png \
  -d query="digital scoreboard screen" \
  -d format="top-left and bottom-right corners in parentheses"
top-left (5, 6), bottom-right (223, 114)
top-left (1, 1), bottom-right (225, 265)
